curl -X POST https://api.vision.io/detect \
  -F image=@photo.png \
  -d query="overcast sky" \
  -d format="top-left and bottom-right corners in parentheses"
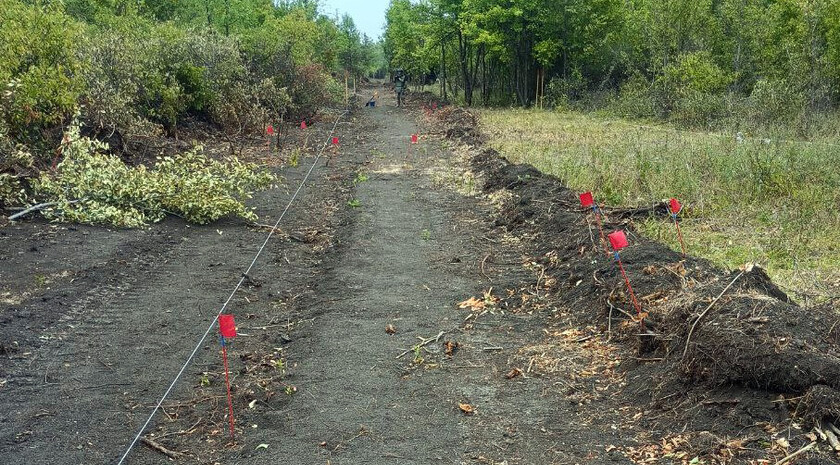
top-left (320, 0), bottom-right (390, 40)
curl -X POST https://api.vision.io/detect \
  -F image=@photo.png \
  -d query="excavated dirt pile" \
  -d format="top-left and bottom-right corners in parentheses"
top-left (438, 107), bottom-right (840, 428)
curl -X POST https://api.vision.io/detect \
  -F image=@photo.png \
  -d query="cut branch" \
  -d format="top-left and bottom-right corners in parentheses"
top-left (141, 437), bottom-right (183, 460)
top-left (682, 270), bottom-right (745, 359)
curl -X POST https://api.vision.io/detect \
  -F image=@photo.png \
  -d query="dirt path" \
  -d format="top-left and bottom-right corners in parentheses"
top-left (2, 90), bottom-right (637, 465)
top-left (227, 93), bottom-right (617, 464)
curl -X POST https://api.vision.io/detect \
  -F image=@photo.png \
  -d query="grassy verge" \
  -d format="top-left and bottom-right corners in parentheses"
top-left (477, 108), bottom-right (840, 301)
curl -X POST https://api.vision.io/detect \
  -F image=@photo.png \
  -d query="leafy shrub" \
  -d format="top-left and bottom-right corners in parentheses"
top-left (653, 52), bottom-right (734, 126)
top-left (746, 78), bottom-right (805, 123)
top-left (609, 73), bottom-right (656, 119)
top-left (545, 70), bottom-right (587, 109)
top-left (0, 0), bottom-right (84, 152)
top-left (32, 119), bottom-right (275, 227)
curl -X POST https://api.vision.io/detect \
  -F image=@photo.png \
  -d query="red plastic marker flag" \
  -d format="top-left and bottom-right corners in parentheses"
top-left (218, 314), bottom-right (237, 338)
top-left (669, 197), bottom-right (687, 256)
top-left (669, 198), bottom-right (682, 215)
top-left (266, 125), bottom-right (274, 136)
top-left (300, 121), bottom-right (307, 130)
top-left (432, 102), bottom-right (438, 110)
top-left (608, 230), bottom-right (629, 251)
top-left (332, 136), bottom-right (339, 145)
top-left (411, 134), bottom-right (418, 144)
top-left (579, 191), bottom-right (594, 208)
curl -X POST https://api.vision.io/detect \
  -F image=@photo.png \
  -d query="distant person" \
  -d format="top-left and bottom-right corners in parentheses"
top-left (394, 69), bottom-right (408, 107)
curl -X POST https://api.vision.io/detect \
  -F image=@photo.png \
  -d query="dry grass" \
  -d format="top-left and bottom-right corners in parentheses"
top-left (477, 108), bottom-right (840, 300)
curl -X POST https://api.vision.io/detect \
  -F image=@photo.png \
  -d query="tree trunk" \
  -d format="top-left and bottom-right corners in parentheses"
top-left (441, 42), bottom-right (447, 100)
top-left (458, 30), bottom-right (473, 106)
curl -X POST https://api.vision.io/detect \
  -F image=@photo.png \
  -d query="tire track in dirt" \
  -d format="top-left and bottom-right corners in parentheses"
top-left (234, 93), bottom-right (616, 464)
top-left (2, 96), bottom-right (632, 465)
top-left (0, 120), bottom-right (359, 464)
top-left (235, 97), bottom-right (477, 464)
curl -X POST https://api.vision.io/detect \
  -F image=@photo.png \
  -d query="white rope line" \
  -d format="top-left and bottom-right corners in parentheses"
top-left (115, 110), bottom-right (349, 465)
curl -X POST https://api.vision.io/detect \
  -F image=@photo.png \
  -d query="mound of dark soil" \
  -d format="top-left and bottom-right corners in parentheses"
top-left (440, 108), bottom-right (840, 430)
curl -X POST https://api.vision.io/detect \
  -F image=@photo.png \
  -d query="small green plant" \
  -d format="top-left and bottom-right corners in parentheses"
top-left (370, 149), bottom-right (387, 159)
top-left (412, 345), bottom-right (424, 364)
top-left (288, 149), bottom-right (300, 168)
top-left (347, 198), bottom-right (362, 208)
top-left (33, 274), bottom-right (47, 287)
top-left (200, 373), bottom-right (211, 387)
top-left (420, 229), bottom-right (431, 241)
top-left (353, 171), bottom-right (369, 185)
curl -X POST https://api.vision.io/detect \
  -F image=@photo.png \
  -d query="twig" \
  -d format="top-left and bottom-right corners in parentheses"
top-left (396, 331), bottom-right (446, 359)
top-left (480, 253), bottom-right (491, 281)
top-left (682, 271), bottom-right (745, 359)
top-left (607, 300), bottom-right (635, 320)
top-left (155, 419), bottom-right (203, 439)
top-left (825, 422), bottom-right (840, 451)
top-left (774, 441), bottom-right (815, 465)
top-left (607, 303), bottom-right (613, 341)
top-left (482, 346), bottom-right (504, 351)
top-left (140, 437), bottom-right (183, 459)
top-left (827, 422), bottom-right (840, 437)
top-left (535, 266), bottom-right (546, 297)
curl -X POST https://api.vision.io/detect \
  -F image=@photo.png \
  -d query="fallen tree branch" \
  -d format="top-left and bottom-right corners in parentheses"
top-left (606, 202), bottom-right (670, 221)
top-left (824, 423), bottom-right (840, 451)
top-left (8, 202), bottom-right (58, 220)
top-left (141, 437), bottom-right (183, 459)
top-left (8, 199), bottom-right (84, 221)
top-left (682, 270), bottom-right (745, 359)
top-left (774, 441), bottom-right (815, 465)
top-left (396, 331), bottom-right (446, 359)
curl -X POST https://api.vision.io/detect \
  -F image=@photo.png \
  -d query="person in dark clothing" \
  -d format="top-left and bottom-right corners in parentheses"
top-left (394, 69), bottom-right (408, 107)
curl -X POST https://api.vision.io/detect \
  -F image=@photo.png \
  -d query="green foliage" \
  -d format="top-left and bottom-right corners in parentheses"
top-left (1, 0), bottom-right (374, 168)
top-left (385, 0), bottom-right (840, 131)
top-left (33, 119), bottom-right (274, 227)
top-left (0, 0), bottom-right (380, 219)
top-left (0, 0), bottom-right (84, 147)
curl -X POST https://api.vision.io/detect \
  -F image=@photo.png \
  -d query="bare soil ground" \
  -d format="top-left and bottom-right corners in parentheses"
top-left (1, 88), bottom-right (838, 464)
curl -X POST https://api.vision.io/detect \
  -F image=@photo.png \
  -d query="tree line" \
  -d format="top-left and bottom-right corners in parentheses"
top-left (385, 0), bottom-right (840, 132)
top-left (0, 0), bottom-right (384, 167)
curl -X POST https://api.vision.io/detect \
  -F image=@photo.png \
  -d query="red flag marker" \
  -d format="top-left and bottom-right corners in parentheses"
top-left (579, 192), bottom-right (594, 208)
top-left (218, 314), bottom-right (237, 439)
top-left (219, 314), bottom-right (236, 338)
top-left (406, 134), bottom-right (419, 160)
top-left (580, 191), bottom-right (610, 257)
top-left (608, 230), bottom-right (629, 250)
top-left (432, 102), bottom-right (438, 110)
top-left (300, 121), bottom-right (307, 130)
top-left (266, 125), bottom-right (274, 136)
top-left (608, 231), bottom-right (643, 326)
top-left (669, 198), bottom-right (682, 214)
top-left (669, 198), bottom-right (687, 257)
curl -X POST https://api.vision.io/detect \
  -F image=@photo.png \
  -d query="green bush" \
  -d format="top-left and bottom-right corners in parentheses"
top-left (652, 52), bottom-right (733, 126)
top-left (609, 73), bottom-right (656, 119)
top-left (0, 0), bottom-right (84, 151)
top-left (746, 78), bottom-right (805, 124)
top-left (545, 70), bottom-right (587, 109)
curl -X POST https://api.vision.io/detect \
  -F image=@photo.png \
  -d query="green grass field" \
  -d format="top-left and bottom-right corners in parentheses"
top-left (478, 109), bottom-right (840, 301)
